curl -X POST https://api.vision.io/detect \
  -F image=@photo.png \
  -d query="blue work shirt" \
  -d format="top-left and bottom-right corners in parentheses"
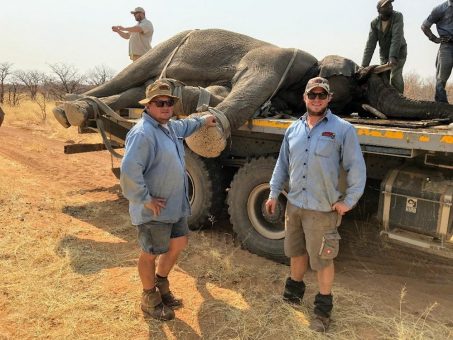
top-left (269, 110), bottom-right (366, 212)
top-left (423, 1), bottom-right (453, 38)
top-left (120, 111), bottom-right (206, 225)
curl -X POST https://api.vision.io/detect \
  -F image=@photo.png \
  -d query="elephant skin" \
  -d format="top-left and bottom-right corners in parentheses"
top-left (53, 29), bottom-right (453, 157)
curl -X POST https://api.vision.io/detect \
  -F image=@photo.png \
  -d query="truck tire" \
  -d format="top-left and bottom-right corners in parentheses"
top-left (227, 157), bottom-right (288, 263)
top-left (185, 147), bottom-right (225, 229)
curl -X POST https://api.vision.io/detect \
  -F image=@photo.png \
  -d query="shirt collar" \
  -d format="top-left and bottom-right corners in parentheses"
top-left (449, 0), bottom-right (452, 7)
top-left (143, 110), bottom-right (161, 128)
top-left (300, 109), bottom-right (332, 123)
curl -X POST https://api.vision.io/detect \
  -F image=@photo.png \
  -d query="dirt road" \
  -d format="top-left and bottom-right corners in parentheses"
top-left (0, 125), bottom-right (452, 339)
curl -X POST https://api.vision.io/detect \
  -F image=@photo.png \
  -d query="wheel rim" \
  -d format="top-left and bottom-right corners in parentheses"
top-left (247, 183), bottom-right (287, 240)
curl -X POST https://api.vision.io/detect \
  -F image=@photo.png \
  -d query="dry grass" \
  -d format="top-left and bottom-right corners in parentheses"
top-left (2, 99), bottom-right (101, 144)
top-left (1, 97), bottom-right (452, 339)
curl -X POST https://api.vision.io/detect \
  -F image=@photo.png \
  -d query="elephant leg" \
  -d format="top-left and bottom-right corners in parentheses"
top-left (53, 86), bottom-right (147, 128)
top-left (186, 50), bottom-right (290, 158)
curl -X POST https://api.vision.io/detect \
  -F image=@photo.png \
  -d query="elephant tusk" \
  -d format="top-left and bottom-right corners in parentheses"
top-left (362, 104), bottom-right (388, 119)
top-left (372, 63), bottom-right (392, 74)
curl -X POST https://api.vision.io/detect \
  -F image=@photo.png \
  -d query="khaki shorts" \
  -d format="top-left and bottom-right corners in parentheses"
top-left (284, 203), bottom-right (341, 271)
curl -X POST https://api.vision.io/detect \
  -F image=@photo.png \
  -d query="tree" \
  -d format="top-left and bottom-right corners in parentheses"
top-left (48, 63), bottom-right (85, 99)
top-left (0, 62), bottom-right (13, 104)
top-left (86, 65), bottom-right (115, 87)
top-left (14, 70), bottom-right (46, 100)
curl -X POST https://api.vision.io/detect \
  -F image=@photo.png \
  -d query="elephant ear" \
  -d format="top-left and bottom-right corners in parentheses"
top-left (318, 55), bottom-right (360, 79)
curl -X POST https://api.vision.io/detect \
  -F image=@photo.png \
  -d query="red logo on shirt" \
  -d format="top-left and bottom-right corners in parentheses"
top-left (322, 131), bottom-right (335, 139)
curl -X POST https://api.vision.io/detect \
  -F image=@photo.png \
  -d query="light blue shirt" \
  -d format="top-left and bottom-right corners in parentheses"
top-left (120, 111), bottom-right (205, 225)
top-left (269, 110), bottom-right (366, 212)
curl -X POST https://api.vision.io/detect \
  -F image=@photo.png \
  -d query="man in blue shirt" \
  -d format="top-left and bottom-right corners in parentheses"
top-left (120, 81), bottom-right (216, 320)
top-left (422, 1), bottom-right (453, 103)
top-left (266, 77), bottom-right (366, 332)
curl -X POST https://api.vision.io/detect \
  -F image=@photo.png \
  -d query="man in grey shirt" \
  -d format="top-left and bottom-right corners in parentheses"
top-left (266, 77), bottom-right (366, 332)
top-left (421, 1), bottom-right (453, 103)
top-left (120, 81), bottom-right (216, 320)
top-left (112, 7), bottom-right (154, 61)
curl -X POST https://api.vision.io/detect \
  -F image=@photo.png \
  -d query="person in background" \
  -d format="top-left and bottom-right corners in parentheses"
top-left (266, 77), bottom-right (366, 333)
top-left (362, 0), bottom-right (407, 93)
top-left (120, 81), bottom-right (216, 320)
top-left (421, 1), bottom-right (453, 103)
top-left (112, 7), bottom-right (154, 62)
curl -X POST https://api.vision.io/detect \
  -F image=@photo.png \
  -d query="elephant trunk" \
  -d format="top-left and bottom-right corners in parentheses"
top-left (366, 74), bottom-right (453, 121)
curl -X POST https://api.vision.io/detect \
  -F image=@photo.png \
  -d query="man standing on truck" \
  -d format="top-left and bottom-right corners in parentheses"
top-left (120, 81), bottom-right (216, 321)
top-left (265, 77), bottom-right (366, 332)
top-left (112, 7), bottom-right (154, 62)
top-left (421, 1), bottom-right (453, 103)
top-left (361, 0), bottom-right (407, 93)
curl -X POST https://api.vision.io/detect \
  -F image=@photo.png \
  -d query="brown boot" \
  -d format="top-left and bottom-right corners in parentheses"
top-left (141, 288), bottom-right (175, 321)
top-left (155, 275), bottom-right (183, 309)
top-left (309, 315), bottom-right (330, 332)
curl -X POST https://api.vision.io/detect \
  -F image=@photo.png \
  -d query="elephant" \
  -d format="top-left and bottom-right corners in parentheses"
top-left (53, 28), bottom-right (453, 157)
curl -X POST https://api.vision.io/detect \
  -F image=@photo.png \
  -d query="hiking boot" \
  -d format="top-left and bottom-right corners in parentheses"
top-left (282, 277), bottom-right (306, 304)
top-left (309, 315), bottom-right (330, 332)
top-left (141, 288), bottom-right (175, 321)
top-left (155, 275), bottom-right (183, 309)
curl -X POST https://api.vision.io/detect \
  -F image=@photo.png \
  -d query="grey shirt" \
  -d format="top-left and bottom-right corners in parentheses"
top-left (362, 11), bottom-right (407, 66)
top-left (129, 18), bottom-right (154, 57)
top-left (269, 110), bottom-right (366, 211)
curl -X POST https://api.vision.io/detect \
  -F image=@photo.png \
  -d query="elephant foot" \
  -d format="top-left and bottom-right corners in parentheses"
top-left (52, 106), bottom-right (71, 128)
top-left (62, 100), bottom-right (91, 127)
top-left (185, 110), bottom-right (230, 158)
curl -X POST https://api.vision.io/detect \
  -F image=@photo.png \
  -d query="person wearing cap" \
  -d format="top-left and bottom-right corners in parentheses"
top-left (112, 7), bottom-right (154, 61)
top-left (421, 1), bottom-right (453, 103)
top-left (120, 81), bottom-right (216, 321)
top-left (265, 77), bottom-right (366, 332)
top-left (361, 0), bottom-right (407, 93)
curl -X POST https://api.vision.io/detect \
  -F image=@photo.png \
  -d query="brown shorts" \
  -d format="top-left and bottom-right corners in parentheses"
top-left (284, 203), bottom-right (341, 271)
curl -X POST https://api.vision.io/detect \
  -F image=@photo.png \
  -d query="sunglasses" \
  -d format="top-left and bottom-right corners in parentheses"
top-left (307, 92), bottom-right (328, 100)
top-left (151, 99), bottom-right (175, 107)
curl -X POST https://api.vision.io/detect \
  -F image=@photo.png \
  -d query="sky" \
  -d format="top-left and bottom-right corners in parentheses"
top-left (0, 0), bottom-right (447, 80)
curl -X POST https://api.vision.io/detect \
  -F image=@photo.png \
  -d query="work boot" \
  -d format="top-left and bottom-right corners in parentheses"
top-left (155, 275), bottom-right (183, 310)
top-left (310, 293), bottom-right (333, 332)
top-left (282, 277), bottom-right (306, 304)
top-left (309, 315), bottom-right (331, 332)
top-left (141, 288), bottom-right (175, 321)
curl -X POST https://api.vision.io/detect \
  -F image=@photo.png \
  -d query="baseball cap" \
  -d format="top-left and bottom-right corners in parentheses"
top-left (304, 77), bottom-right (330, 94)
top-left (131, 7), bottom-right (145, 14)
top-left (377, 0), bottom-right (393, 9)
top-left (138, 81), bottom-right (179, 105)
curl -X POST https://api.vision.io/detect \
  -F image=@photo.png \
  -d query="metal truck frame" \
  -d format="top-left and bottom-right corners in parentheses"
top-left (65, 108), bottom-right (453, 261)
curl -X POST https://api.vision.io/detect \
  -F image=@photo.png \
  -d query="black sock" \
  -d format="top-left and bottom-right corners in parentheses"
top-left (156, 274), bottom-right (167, 280)
top-left (314, 292), bottom-right (333, 318)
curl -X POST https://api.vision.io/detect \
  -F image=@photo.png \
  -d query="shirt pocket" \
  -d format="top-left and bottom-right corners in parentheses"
top-left (315, 137), bottom-right (336, 157)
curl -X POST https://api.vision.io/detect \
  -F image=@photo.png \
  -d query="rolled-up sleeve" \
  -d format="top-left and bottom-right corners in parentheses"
top-left (269, 133), bottom-right (290, 199)
top-left (171, 116), bottom-right (205, 138)
top-left (341, 126), bottom-right (366, 208)
top-left (120, 132), bottom-right (153, 204)
top-left (423, 7), bottom-right (442, 28)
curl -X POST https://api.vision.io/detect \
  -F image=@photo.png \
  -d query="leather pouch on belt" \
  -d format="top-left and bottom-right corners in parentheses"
top-left (318, 229), bottom-right (341, 260)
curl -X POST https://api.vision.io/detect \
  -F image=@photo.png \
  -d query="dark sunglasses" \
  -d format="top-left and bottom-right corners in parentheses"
top-left (151, 99), bottom-right (175, 107)
top-left (307, 92), bottom-right (328, 100)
